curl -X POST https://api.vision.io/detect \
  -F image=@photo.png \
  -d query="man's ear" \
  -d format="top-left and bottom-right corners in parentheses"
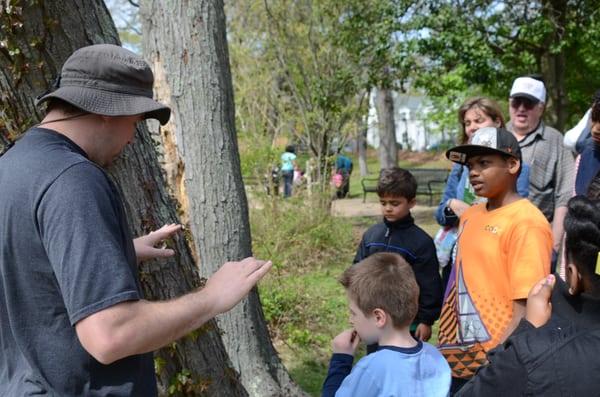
top-left (566, 263), bottom-right (583, 295)
top-left (507, 158), bottom-right (521, 176)
top-left (408, 198), bottom-right (417, 209)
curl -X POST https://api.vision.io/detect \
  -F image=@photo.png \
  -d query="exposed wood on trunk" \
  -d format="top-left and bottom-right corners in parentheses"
top-left (140, 1), bottom-right (306, 396)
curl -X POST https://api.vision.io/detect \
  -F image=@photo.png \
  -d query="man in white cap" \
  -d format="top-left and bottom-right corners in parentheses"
top-left (0, 44), bottom-right (271, 396)
top-left (507, 75), bottom-right (574, 260)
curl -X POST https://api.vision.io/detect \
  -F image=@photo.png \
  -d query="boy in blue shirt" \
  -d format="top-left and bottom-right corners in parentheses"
top-left (322, 253), bottom-right (451, 397)
top-left (354, 167), bottom-right (443, 341)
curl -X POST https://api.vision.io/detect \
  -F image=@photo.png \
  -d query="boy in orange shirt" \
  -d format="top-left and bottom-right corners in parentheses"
top-left (437, 127), bottom-right (552, 393)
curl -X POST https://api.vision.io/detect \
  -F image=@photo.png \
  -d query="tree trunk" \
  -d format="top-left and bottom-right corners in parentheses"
top-left (375, 87), bottom-right (397, 169)
top-left (140, 1), bottom-right (306, 396)
top-left (540, 0), bottom-right (568, 132)
top-left (358, 118), bottom-right (369, 176)
top-left (0, 2), bottom-right (246, 396)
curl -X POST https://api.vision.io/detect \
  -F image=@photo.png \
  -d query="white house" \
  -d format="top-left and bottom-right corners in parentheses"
top-left (367, 91), bottom-right (441, 151)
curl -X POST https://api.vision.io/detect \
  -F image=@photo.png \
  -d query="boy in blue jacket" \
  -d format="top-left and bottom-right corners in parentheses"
top-left (354, 167), bottom-right (443, 341)
top-left (322, 253), bottom-right (450, 397)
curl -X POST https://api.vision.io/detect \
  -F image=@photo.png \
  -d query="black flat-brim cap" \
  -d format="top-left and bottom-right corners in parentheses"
top-left (446, 127), bottom-right (521, 165)
top-left (35, 44), bottom-right (171, 125)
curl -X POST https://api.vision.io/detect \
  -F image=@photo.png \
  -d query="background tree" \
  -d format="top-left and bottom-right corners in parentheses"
top-left (226, 0), bottom-right (366, 190)
top-left (140, 1), bottom-right (306, 395)
top-left (0, 1), bottom-right (248, 395)
top-left (414, 0), bottom-right (600, 131)
top-left (333, 0), bottom-right (419, 168)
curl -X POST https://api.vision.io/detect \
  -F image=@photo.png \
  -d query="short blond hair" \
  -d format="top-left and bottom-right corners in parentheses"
top-left (340, 253), bottom-right (419, 327)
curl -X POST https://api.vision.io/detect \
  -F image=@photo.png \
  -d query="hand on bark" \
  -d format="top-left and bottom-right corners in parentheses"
top-left (414, 323), bottom-right (432, 341)
top-left (205, 257), bottom-right (272, 316)
top-left (134, 223), bottom-right (182, 262)
top-left (526, 274), bottom-right (556, 328)
top-left (332, 329), bottom-right (360, 355)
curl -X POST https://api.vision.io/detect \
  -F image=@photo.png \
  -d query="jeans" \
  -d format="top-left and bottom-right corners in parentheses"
top-left (282, 170), bottom-right (293, 197)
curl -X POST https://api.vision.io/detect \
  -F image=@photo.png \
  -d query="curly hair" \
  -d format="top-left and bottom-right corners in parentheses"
top-left (564, 196), bottom-right (600, 297)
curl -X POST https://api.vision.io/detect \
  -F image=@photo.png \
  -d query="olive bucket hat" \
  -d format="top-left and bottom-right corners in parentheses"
top-left (35, 44), bottom-right (171, 125)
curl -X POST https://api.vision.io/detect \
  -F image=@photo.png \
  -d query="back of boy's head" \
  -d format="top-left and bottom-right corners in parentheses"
top-left (339, 253), bottom-right (419, 328)
top-left (564, 196), bottom-right (600, 297)
top-left (376, 167), bottom-right (417, 200)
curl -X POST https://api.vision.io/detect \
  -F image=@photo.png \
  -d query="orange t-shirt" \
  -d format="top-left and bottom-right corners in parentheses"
top-left (438, 198), bottom-right (552, 378)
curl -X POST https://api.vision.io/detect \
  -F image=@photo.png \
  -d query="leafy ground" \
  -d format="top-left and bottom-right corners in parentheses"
top-left (249, 152), bottom-right (447, 395)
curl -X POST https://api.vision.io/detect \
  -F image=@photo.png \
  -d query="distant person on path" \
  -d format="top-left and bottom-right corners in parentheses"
top-left (334, 153), bottom-right (353, 198)
top-left (354, 168), bottom-right (442, 343)
top-left (438, 127), bottom-right (552, 393)
top-left (322, 253), bottom-right (451, 397)
top-left (0, 44), bottom-right (271, 396)
top-left (506, 75), bottom-right (574, 258)
top-left (457, 196), bottom-right (600, 396)
top-left (281, 145), bottom-right (297, 197)
top-left (435, 97), bottom-right (529, 288)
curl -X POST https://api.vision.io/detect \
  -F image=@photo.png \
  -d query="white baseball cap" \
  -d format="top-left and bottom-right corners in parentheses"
top-left (509, 76), bottom-right (546, 103)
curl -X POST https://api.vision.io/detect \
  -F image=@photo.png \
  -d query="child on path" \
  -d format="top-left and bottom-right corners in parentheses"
top-left (354, 168), bottom-right (443, 342)
top-left (281, 145), bottom-right (297, 197)
top-left (322, 253), bottom-right (450, 397)
top-left (457, 196), bottom-right (600, 396)
top-left (438, 127), bottom-right (552, 393)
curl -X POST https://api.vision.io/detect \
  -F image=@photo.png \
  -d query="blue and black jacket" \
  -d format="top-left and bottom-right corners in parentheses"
top-left (353, 214), bottom-right (443, 326)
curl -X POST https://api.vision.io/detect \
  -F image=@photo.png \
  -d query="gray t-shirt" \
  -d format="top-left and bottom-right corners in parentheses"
top-left (0, 128), bottom-right (156, 396)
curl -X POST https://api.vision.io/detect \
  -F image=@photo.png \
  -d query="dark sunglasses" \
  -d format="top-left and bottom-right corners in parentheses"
top-left (510, 97), bottom-right (538, 110)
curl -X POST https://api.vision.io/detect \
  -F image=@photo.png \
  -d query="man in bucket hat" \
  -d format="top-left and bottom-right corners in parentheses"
top-left (0, 44), bottom-right (271, 396)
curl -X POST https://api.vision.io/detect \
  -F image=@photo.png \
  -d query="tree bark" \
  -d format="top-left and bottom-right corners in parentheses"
top-left (0, 2), bottom-right (246, 396)
top-left (140, 1), bottom-right (306, 396)
top-left (540, 0), bottom-right (568, 131)
top-left (375, 87), bottom-right (398, 169)
top-left (358, 118), bottom-right (369, 177)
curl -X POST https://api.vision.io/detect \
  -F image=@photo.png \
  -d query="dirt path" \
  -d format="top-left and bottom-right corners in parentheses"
top-left (330, 198), bottom-right (436, 218)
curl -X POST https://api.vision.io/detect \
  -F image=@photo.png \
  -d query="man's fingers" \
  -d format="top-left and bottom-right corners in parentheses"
top-left (151, 224), bottom-right (183, 240)
top-left (238, 257), bottom-right (271, 276)
top-left (155, 248), bottom-right (175, 258)
top-left (248, 260), bottom-right (272, 282)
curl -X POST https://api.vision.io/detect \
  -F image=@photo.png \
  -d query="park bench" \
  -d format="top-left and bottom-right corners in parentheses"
top-left (361, 168), bottom-right (450, 206)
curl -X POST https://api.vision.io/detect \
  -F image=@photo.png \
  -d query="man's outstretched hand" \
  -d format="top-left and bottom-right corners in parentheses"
top-left (205, 257), bottom-right (273, 316)
top-left (526, 274), bottom-right (556, 328)
top-left (134, 223), bottom-right (182, 262)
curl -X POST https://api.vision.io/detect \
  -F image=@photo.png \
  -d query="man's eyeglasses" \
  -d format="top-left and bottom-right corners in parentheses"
top-left (510, 97), bottom-right (538, 110)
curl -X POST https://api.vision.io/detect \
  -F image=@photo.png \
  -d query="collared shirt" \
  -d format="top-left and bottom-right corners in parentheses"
top-left (507, 121), bottom-right (575, 222)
